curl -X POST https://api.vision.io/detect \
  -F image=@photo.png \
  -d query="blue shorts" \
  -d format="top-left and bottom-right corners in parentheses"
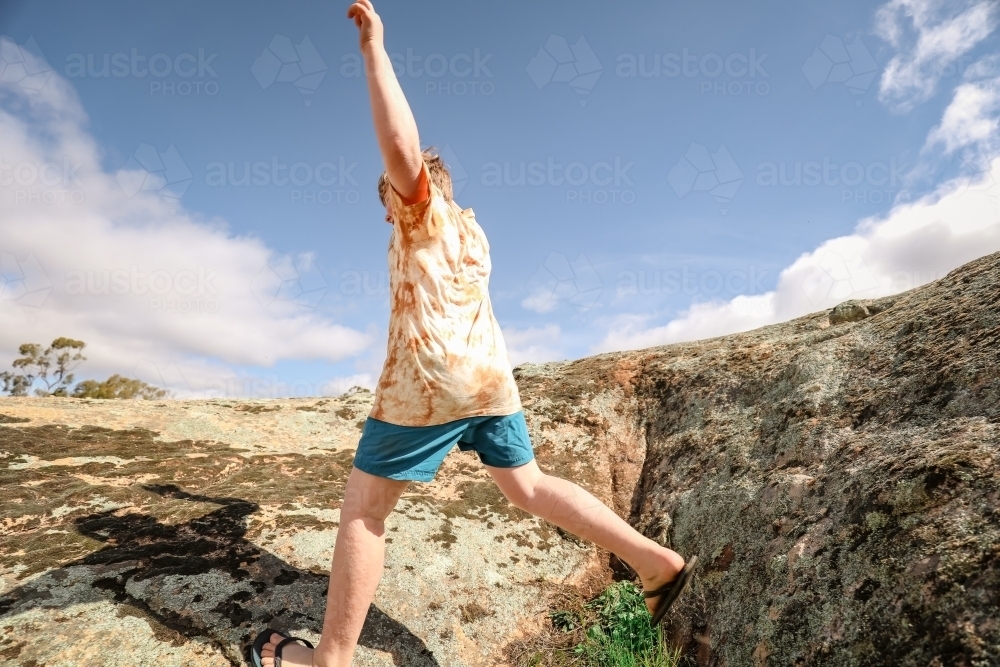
top-left (352, 411), bottom-right (534, 482)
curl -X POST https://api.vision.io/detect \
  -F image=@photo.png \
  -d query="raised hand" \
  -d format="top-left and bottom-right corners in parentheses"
top-left (347, 0), bottom-right (425, 205)
top-left (347, 0), bottom-right (384, 55)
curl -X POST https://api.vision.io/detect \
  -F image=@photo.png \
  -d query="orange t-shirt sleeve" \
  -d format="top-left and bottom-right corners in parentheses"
top-left (387, 163), bottom-right (443, 244)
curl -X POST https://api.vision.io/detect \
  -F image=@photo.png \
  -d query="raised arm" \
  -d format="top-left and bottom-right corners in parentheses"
top-left (347, 0), bottom-right (428, 205)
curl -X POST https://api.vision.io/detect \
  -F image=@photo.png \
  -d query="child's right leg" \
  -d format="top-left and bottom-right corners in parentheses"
top-left (484, 459), bottom-right (686, 615)
top-left (259, 467), bottom-right (410, 667)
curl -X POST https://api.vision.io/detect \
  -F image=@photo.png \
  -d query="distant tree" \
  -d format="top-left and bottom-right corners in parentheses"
top-left (0, 348), bottom-right (35, 396)
top-left (71, 374), bottom-right (169, 400)
top-left (0, 338), bottom-right (86, 397)
top-left (1, 338), bottom-right (169, 399)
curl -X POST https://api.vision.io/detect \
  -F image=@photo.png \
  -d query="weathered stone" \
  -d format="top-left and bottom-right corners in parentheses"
top-left (515, 252), bottom-right (1000, 666)
top-left (0, 390), bottom-right (614, 665)
top-left (828, 299), bottom-right (871, 324)
top-left (2, 252), bottom-right (999, 666)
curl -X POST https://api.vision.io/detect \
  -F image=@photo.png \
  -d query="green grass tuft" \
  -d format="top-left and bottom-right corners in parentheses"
top-left (574, 582), bottom-right (680, 667)
top-left (524, 581), bottom-right (680, 667)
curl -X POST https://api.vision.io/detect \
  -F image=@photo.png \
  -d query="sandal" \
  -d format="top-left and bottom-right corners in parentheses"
top-left (644, 555), bottom-right (698, 627)
top-left (249, 627), bottom-right (315, 667)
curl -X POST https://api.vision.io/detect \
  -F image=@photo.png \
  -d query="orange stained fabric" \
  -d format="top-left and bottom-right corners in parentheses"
top-left (369, 163), bottom-right (522, 426)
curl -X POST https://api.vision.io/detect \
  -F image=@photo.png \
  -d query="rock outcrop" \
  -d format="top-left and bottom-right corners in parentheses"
top-left (514, 251), bottom-right (999, 666)
top-left (0, 393), bottom-right (620, 666)
top-left (2, 252), bottom-right (998, 666)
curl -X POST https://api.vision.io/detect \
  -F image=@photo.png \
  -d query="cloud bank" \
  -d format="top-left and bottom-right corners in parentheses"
top-left (593, 65), bottom-right (1000, 353)
top-left (876, 0), bottom-right (998, 111)
top-left (0, 37), bottom-right (372, 397)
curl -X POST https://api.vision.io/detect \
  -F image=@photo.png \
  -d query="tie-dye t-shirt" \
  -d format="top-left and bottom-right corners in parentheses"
top-left (369, 164), bottom-right (522, 427)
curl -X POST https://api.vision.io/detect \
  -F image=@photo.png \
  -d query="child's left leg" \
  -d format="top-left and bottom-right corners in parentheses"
top-left (259, 467), bottom-right (410, 667)
top-left (485, 459), bottom-right (686, 615)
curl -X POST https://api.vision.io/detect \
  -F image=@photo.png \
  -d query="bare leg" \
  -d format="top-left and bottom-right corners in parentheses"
top-left (485, 460), bottom-right (685, 614)
top-left (260, 467), bottom-right (410, 667)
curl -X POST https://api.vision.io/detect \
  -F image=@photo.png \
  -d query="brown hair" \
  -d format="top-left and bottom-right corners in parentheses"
top-left (378, 147), bottom-right (453, 206)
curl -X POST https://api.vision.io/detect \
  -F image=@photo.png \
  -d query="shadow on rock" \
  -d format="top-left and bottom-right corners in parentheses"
top-left (0, 484), bottom-right (440, 667)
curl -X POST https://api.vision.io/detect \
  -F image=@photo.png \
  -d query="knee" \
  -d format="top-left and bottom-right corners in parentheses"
top-left (340, 501), bottom-right (381, 525)
top-left (500, 472), bottom-right (545, 513)
top-left (340, 490), bottom-right (396, 525)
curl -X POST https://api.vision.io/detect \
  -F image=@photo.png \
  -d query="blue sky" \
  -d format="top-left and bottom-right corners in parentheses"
top-left (1, 0), bottom-right (998, 397)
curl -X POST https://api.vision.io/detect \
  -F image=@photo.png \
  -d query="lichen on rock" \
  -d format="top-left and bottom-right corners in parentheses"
top-left (3, 253), bottom-right (999, 666)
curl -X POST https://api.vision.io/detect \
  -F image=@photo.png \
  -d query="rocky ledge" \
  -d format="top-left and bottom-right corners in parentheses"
top-left (2, 252), bottom-right (998, 666)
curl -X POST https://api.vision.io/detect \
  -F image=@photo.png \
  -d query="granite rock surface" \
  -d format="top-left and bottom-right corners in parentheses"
top-left (3, 252), bottom-right (999, 666)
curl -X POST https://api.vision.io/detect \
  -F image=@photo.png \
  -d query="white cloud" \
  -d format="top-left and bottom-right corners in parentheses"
top-left (503, 324), bottom-right (564, 366)
top-left (592, 296), bottom-right (774, 353)
top-left (595, 36), bottom-right (1000, 355)
top-left (924, 74), bottom-right (1000, 153)
top-left (0, 39), bottom-right (372, 397)
top-left (347, 328), bottom-right (385, 391)
top-left (594, 161), bottom-right (1000, 352)
top-left (521, 288), bottom-right (559, 314)
top-left (876, 0), bottom-right (998, 111)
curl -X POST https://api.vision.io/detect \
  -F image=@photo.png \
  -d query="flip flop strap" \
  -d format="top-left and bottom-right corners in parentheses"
top-left (274, 636), bottom-right (315, 667)
top-left (643, 581), bottom-right (676, 598)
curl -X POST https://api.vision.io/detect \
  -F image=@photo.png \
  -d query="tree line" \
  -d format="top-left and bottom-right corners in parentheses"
top-left (1, 338), bottom-right (168, 399)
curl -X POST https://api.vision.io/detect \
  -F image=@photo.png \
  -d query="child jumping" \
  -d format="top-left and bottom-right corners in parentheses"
top-left (251, 2), bottom-right (696, 665)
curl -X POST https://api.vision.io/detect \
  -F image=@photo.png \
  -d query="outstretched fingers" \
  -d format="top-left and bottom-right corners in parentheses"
top-left (347, 0), bottom-right (374, 24)
top-left (347, 0), bottom-right (384, 54)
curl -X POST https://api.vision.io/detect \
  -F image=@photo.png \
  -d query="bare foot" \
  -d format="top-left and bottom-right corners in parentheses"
top-left (637, 548), bottom-right (686, 616)
top-left (260, 633), bottom-right (315, 667)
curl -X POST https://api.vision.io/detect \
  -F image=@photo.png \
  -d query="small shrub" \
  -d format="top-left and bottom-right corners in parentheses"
top-left (72, 374), bottom-right (168, 399)
top-left (516, 581), bottom-right (680, 667)
top-left (575, 582), bottom-right (679, 667)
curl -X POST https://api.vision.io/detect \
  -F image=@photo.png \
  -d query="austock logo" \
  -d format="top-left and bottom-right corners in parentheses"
top-left (0, 251), bottom-right (52, 310)
top-left (524, 252), bottom-right (602, 316)
top-left (527, 35), bottom-right (603, 106)
top-left (251, 253), bottom-right (327, 311)
top-left (116, 143), bottom-right (193, 209)
top-left (799, 251), bottom-right (878, 307)
top-left (64, 46), bottom-right (220, 96)
top-left (439, 145), bottom-right (468, 197)
top-left (668, 143), bottom-right (743, 215)
top-left (252, 35), bottom-right (327, 105)
top-left (802, 35), bottom-right (878, 106)
top-left (0, 36), bottom-right (53, 97)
